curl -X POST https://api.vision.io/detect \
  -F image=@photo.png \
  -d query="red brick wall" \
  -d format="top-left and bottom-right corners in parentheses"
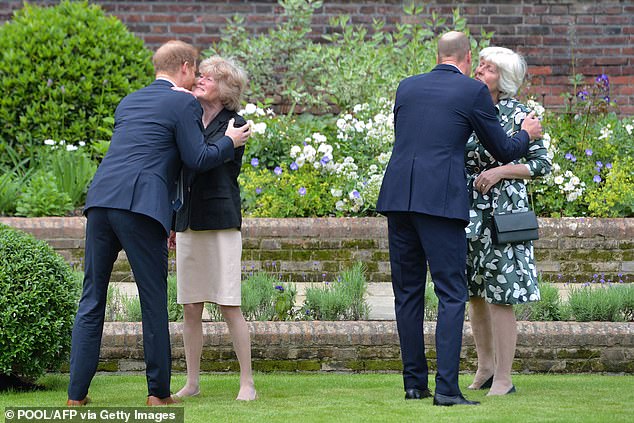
top-left (1, 0), bottom-right (632, 113)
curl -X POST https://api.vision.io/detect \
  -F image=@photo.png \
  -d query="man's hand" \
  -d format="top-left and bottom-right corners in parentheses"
top-left (225, 118), bottom-right (251, 148)
top-left (521, 111), bottom-right (543, 141)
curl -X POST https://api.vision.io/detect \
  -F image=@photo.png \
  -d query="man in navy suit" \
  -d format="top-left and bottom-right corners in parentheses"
top-left (67, 40), bottom-right (251, 406)
top-left (376, 31), bottom-right (542, 406)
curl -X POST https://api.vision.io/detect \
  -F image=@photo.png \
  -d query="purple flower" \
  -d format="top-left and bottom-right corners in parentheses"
top-left (275, 285), bottom-right (285, 292)
top-left (255, 187), bottom-right (262, 194)
top-left (47, 78), bottom-right (53, 87)
top-left (593, 174), bottom-right (602, 183)
top-left (585, 149), bottom-right (593, 156)
top-left (604, 96), bottom-right (610, 103)
top-left (298, 187), bottom-right (306, 196)
top-left (351, 189), bottom-right (360, 198)
top-left (251, 158), bottom-right (259, 167)
top-left (564, 152), bottom-right (576, 162)
top-left (320, 156), bottom-right (330, 165)
top-left (274, 166), bottom-right (283, 175)
top-left (595, 161), bottom-right (603, 168)
top-left (290, 162), bottom-right (299, 171)
top-left (577, 90), bottom-right (588, 101)
top-left (606, 163), bottom-right (612, 169)
top-left (595, 74), bottom-right (609, 89)
top-left (60, 85), bottom-right (66, 94)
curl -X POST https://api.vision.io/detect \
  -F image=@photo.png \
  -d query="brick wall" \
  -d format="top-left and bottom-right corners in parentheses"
top-left (1, 217), bottom-right (631, 285)
top-left (94, 321), bottom-right (634, 373)
top-left (1, 0), bottom-right (632, 114)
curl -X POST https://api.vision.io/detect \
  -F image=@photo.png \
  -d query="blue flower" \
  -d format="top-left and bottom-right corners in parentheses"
top-left (255, 187), bottom-right (262, 194)
top-left (595, 161), bottom-right (603, 168)
top-left (593, 174), bottom-right (602, 183)
top-left (351, 189), bottom-right (360, 198)
top-left (290, 162), bottom-right (299, 171)
top-left (47, 78), bottom-right (53, 88)
top-left (577, 90), bottom-right (588, 101)
top-left (298, 187), bottom-right (307, 196)
top-left (275, 285), bottom-right (285, 292)
top-left (606, 162), bottom-right (612, 169)
top-left (585, 149), bottom-right (592, 156)
top-left (320, 156), bottom-right (330, 165)
top-left (251, 158), bottom-right (259, 167)
top-left (274, 166), bottom-right (283, 175)
top-left (564, 152), bottom-right (576, 162)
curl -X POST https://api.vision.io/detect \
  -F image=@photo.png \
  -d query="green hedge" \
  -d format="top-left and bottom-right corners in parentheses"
top-left (0, 224), bottom-right (79, 380)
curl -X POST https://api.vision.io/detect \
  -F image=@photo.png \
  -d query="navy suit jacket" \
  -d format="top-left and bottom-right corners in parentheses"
top-left (84, 79), bottom-right (235, 234)
top-left (376, 64), bottom-right (530, 224)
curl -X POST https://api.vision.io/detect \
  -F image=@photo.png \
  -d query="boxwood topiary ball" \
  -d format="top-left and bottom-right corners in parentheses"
top-left (0, 224), bottom-right (79, 381)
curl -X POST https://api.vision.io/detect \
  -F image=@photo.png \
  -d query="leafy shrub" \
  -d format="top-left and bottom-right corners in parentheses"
top-left (514, 282), bottom-right (564, 321)
top-left (0, 224), bottom-right (78, 380)
top-left (302, 262), bottom-right (370, 320)
top-left (567, 284), bottom-right (633, 322)
top-left (209, 1), bottom-right (489, 112)
top-left (46, 141), bottom-right (97, 206)
top-left (237, 272), bottom-right (296, 321)
top-left (15, 170), bottom-right (74, 217)
top-left (0, 0), bottom-right (153, 163)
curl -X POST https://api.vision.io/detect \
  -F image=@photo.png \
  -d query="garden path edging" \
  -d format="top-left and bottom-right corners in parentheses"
top-left (94, 321), bottom-right (634, 374)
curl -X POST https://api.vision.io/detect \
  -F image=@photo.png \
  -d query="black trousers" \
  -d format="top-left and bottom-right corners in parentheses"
top-left (386, 212), bottom-right (468, 396)
top-left (68, 207), bottom-right (170, 400)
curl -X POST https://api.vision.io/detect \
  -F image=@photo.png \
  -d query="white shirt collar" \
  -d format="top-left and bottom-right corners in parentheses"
top-left (156, 76), bottom-right (177, 86)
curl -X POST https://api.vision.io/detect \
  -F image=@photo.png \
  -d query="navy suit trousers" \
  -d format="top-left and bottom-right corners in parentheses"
top-left (386, 212), bottom-right (468, 396)
top-left (68, 208), bottom-right (170, 400)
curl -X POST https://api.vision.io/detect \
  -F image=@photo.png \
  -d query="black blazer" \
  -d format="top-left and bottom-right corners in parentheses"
top-left (174, 108), bottom-right (246, 232)
top-left (85, 79), bottom-right (235, 235)
top-left (376, 64), bottom-right (530, 224)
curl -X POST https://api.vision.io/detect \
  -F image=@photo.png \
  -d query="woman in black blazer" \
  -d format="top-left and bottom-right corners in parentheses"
top-left (173, 56), bottom-right (256, 401)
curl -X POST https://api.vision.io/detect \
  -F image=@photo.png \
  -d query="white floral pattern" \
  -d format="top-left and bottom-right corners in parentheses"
top-left (465, 98), bottom-right (551, 305)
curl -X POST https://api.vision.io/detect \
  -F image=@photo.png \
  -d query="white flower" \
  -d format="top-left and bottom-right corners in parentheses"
top-left (336, 118), bottom-right (347, 130)
top-left (312, 132), bottom-right (327, 143)
top-left (377, 152), bottom-right (391, 164)
top-left (44, 139), bottom-right (55, 146)
top-left (335, 200), bottom-right (345, 211)
top-left (354, 121), bottom-right (366, 132)
top-left (625, 124), bottom-right (633, 136)
top-left (252, 122), bottom-right (267, 135)
top-left (295, 156), bottom-right (305, 167)
top-left (598, 124), bottom-right (613, 140)
top-left (290, 145), bottom-right (302, 158)
top-left (317, 143), bottom-right (333, 156)
top-left (78, 141), bottom-right (86, 147)
top-left (66, 144), bottom-right (78, 151)
top-left (243, 103), bottom-right (257, 115)
top-left (303, 145), bottom-right (316, 162)
top-left (331, 188), bottom-right (343, 197)
top-left (570, 176), bottom-right (580, 186)
top-left (255, 107), bottom-right (265, 116)
top-left (554, 175), bottom-right (564, 185)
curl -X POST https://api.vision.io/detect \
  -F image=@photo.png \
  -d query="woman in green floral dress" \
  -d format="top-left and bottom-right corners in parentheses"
top-left (464, 47), bottom-right (551, 395)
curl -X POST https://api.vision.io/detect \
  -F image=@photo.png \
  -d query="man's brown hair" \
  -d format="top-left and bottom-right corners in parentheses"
top-left (152, 40), bottom-right (198, 74)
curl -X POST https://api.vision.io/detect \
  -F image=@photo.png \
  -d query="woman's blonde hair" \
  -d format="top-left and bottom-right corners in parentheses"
top-left (198, 56), bottom-right (248, 111)
top-left (479, 46), bottom-right (527, 99)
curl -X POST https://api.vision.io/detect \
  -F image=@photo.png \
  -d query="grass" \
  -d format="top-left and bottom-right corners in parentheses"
top-left (1, 373), bottom-right (633, 422)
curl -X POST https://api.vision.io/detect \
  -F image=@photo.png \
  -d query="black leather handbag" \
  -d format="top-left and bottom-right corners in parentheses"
top-left (492, 210), bottom-right (539, 245)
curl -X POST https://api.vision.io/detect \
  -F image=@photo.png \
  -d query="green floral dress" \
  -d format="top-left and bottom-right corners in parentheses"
top-left (465, 98), bottom-right (551, 304)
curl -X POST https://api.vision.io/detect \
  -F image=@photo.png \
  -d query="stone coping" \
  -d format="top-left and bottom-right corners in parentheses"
top-left (96, 321), bottom-right (634, 374)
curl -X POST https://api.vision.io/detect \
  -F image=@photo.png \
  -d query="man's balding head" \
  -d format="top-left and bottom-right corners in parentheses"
top-left (437, 31), bottom-right (470, 63)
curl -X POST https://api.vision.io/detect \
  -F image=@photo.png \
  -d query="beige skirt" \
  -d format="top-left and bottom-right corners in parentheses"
top-left (176, 228), bottom-right (242, 305)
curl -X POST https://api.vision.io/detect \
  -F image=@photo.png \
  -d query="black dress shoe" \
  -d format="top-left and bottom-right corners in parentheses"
top-left (433, 393), bottom-right (480, 406)
top-left (480, 375), bottom-right (494, 390)
top-left (405, 388), bottom-right (432, 400)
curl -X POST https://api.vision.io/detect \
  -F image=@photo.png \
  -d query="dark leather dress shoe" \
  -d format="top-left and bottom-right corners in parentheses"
top-left (479, 375), bottom-right (494, 390)
top-left (405, 388), bottom-right (432, 400)
top-left (66, 397), bottom-right (90, 406)
top-left (433, 393), bottom-right (480, 406)
top-left (146, 395), bottom-right (180, 406)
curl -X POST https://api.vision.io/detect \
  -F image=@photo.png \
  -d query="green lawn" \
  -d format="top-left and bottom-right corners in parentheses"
top-left (2, 373), bottom-right (633, 422)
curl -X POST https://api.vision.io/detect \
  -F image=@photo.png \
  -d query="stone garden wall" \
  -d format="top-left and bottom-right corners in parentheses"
top-left (1, 217), bottom-right (631, 285)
